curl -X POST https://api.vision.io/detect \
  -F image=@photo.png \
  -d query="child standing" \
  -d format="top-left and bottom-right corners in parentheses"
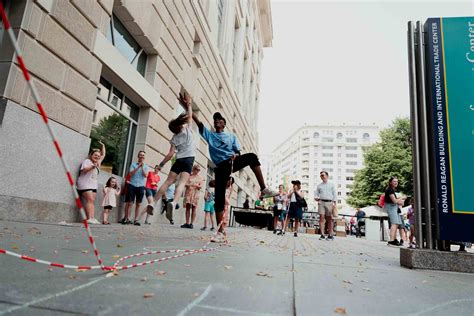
top-left (201, 180), bottom-right (216, 231)
top-left (212, 177), bottom-right (234, 242)
top-left (407, 199), bottom-right (416, 248)
top-left (102, 177), bottom-right (120, 224)
top-left (147, 93), bottom-right (196, 219)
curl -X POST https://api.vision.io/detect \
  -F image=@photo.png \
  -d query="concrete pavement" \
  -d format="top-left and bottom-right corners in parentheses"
top-left (1, 219), bottom-right (473, 315)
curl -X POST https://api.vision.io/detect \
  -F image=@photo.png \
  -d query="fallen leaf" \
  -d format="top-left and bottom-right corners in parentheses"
top-left (111, 255), bottom-right (120, 259)
top-left (143, 293), bottom-right (154, 298)
top-left (105, 272), bottom-right (116, 278)
top-left (192, 293), bottom-right (199, 298)
top-left (363, 288), bottom-right (371, 292)
top-left (81, 250), bottom-right (89, 254)
top-left (155, 270), bottom-right (166, 276)
top-left (68, 275), bottom-right (77, 280)
top-left (334, 307), bottom-right (347, 314)
top-left (76, 268), bottom-right (88, 272)
top-left (11, 245), bottom-right (19, 250)
top-left (47, 268), bottom-right (53, 272)
top-left (343, 280), bottom-right (353, 285)
top-left (224, 265), bottom-right (233, 270)
top-left (141, 277), bottom-right (148, 282)
top-left (422, 280), bottom-right (427, 284)
top-left (259, 240), bottom-right (265, 244)
top-left (117, 244), bottom-right (124, 248)
top-left (184, 264), bottom-right (191, 267)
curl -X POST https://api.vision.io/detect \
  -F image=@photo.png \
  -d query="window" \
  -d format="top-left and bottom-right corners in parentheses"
top-left (346, 146), bottom-right (357, 150)
top-left (107, 14), bottom-right (147, 76)
top-left (337, 192), bottom-right (341, 196)
top-left (322, 160), bottom-right (333, 165)
top-left (346, 176), bottom-right (354, 181)
top-left (346, 138), bottom-right (357, 143)
top-left (322, 146), bottom-right (333, 150)
top-left (322, 137), bottom-right (333, 142)
top-left (336, 132), bottom-right (343, 139)
top-left (363, 133), bottom-right (370, 141)
top-left (346, 169), bottom-right (357, 173)
top-left (322, 153), bottom-right (333, 157)
top-left (337, 200), bottom-right (341, 204)
top-left (92, 77), bottom-right (139, 176)
top-left (346, 153), bottom-right (358, 158)
top-left (346, 161), bottom-right (357, 166)
top-left (313, 132), bottom-right (320, 138)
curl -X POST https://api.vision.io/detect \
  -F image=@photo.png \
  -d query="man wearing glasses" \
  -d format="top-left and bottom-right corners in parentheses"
top-left (314, 171), bottom-right (337, 240)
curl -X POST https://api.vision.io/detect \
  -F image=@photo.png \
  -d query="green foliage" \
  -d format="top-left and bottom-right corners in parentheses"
top-left (346, 118), bottom-right (413, 208)
top-left (90, 113), bottom-right (129, 175)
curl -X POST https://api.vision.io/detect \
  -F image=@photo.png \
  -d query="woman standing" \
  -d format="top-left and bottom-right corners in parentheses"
top-left (385, 176), bottom-right (407, 246)
top-left (76, 141), bottom-right (105, 224)
top-left (181, 165), bottom-right (204, 229)
top-left (273, 185), bottom-right (287, 234)
top-left (283, 180), bottom-right (304, 237)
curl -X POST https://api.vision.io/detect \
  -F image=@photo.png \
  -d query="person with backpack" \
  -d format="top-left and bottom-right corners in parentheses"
top-left (355, 208), bottom-right (366, 238)
top-left (385, 176), bottom-right (407, 246)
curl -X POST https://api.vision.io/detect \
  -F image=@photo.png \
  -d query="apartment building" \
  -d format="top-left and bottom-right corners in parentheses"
top-left (0, 0), bottom-right (272, 223)
top-left (269, 124), bottom-right (380, 208)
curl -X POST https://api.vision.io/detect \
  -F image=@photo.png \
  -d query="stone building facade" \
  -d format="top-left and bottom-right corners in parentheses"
top-left (0, 0), bottom-right (272, 223)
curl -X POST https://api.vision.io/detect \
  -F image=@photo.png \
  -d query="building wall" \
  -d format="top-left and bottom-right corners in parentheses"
top-left (0, 0), bottom-right (272, 223)
top-left (269, 124), bottom-right (380, 209)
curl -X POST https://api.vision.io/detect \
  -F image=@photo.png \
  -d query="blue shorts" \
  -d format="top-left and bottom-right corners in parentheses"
top-left (288, 202), bottom-right (303, 220)
top-left (204, 201), bottom-right (215, 213)
top-left (385, 203), bottom-right (402, 225)
top-left (125, 185), bottom-right (145, 204)
top-left (145, 188), bottom-right (157, 198)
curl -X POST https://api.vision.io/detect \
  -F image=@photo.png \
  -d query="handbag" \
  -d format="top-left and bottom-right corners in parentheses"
top-left (332, 204), bottom-right (339, 218)
top-left (294, 192), bottom-right (307, 208)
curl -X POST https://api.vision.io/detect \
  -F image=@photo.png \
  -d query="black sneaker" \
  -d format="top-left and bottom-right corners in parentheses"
top-left (277, 231), bottom-right (283, 235)
top-left (120, 218), bottom-right (127, 225)
top-left (319, 235), bottom-right (326, 240)
top-left (126, 219), bottom-right (133, 225)
top-left (210, 227), bottom-right (215, 231)
top-left (169, 220), bottom-right (174, 225)
top-left (181, 223), bottom-right (189, 228)
top-left (201, 226), bottom-right (207, 231)
top-left (294, 232), bottom-right (298, 237)
top-left (188, 224), bottom-right (193, 229)
top-left (399, 240), bottom-right (404, 246)
top-left (144, 221), bottom-right (151, 225)
top-left (387, 240), bottom-right (400, 246)
top-left (133, 221), bottom-right (141, 226)
top-left (273, 230), bottom-right (277, 234)
top-left (326, 235), bottom-right (334, 241)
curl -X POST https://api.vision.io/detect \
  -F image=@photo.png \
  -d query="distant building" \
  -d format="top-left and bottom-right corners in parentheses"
top-left (269, 124), bottom-right (380, 208)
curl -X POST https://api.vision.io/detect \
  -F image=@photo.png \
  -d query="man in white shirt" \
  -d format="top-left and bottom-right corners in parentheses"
top-left (314, 171), bottom-right (337, 240)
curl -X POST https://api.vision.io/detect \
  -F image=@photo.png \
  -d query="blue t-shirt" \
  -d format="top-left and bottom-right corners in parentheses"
top-left (129, 163), bottom-right (149, 187)
top-left (199, 124), bottom-right (241, 165)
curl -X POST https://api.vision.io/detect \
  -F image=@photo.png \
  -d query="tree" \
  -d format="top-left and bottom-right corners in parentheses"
top-left (90, 113), bottom-right (130, 175)
top-left (346, 118), bottom-right (413, 208)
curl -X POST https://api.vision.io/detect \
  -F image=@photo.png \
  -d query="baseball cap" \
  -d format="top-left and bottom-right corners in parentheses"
top-left (291, 180), bottom-right (301, 185)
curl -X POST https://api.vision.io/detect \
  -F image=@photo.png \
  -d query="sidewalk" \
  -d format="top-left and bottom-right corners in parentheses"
top-left (1, 220), bottom-right (473, 315)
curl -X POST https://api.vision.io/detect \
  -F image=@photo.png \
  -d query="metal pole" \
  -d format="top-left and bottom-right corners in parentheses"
top-left (407, 21), bottom-right (424, 248)
top-left (415, 21), bottom-right (433, 249)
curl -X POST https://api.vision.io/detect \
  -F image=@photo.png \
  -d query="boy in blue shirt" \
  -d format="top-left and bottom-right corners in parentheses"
top-left (178, 93), bottom-right (276, 236)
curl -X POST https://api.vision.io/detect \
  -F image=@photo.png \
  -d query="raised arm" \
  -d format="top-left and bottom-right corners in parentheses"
top-left (98, 140), bottom-right (106, 164)
top-left (178, 92), bottom-right (201, 126)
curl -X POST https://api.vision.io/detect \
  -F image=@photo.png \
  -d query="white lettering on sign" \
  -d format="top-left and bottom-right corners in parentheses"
top-left (466, 22), bottom-right (474, 63)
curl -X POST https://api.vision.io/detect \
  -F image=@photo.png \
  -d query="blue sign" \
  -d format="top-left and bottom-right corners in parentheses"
top-left (425, 17), bottom-right (474, 242)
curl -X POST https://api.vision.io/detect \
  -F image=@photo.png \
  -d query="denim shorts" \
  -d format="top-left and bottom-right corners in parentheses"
top-left (145, 188), bottom-right (157, 198)
top-left (385, 203), bottom-right (402, 225)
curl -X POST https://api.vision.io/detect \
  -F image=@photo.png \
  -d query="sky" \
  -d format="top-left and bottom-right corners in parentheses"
top-left (258, 0), bottom-right (474, 155)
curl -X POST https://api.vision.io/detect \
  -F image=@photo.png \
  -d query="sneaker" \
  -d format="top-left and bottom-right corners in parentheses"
top-left (273, 230), bottom-right (277, 234)
top-left (87, 218), bottom-right (101, 224)
top-left (120, 218), bottom-right (128, 225)
top-left (188, 224), bottom-right (194, 229)
top-left (260, 187), bottom-right (278, 198)
top-left (201, 226), bottom-right (207, 231)
top-left (326, 235), bottom-right (334, 241)
top-left (133, 220), bottom-right (141, 226)
top-left (146, 204), bottom-right (154, 216)
top-left (210, 227), bottom-right (215, 231)
top-left (387, 240), bottom-right (400, 246)
top-left (144, 221), bottom-right (151, 225)
top-left (319, 235), bottom-right (326, 240)
top-left (169, 220), bottom-right (174, 225)
top-left (126, 219), bottom-right (133, 225)
top-left (210, 233), bottom-right (226, 243)
top-left (399, 240), bottom-right (404, 246)
top-left (181, 223), bottom-right (190, 228)
top-left (277, 231), bottom-right (283, 235)
top-left (166, 202), bottom-right (174, 220)
top-left (294, 232), bottom-right (298, 237)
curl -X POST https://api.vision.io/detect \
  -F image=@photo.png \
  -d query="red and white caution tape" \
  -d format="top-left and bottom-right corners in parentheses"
top-left (0, 4), bottom-right (229, 273)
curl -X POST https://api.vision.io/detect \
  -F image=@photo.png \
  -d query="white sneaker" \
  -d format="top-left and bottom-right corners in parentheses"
top-left (210, 233), bottom-right (226, 243)
top-left (260, 187), bottom-right (278, 198)
top-left (87, 218), bottom-right (101, 224)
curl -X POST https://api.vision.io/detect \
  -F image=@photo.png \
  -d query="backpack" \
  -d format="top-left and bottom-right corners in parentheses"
top-left (378, 194), bottom-right (385, 207)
